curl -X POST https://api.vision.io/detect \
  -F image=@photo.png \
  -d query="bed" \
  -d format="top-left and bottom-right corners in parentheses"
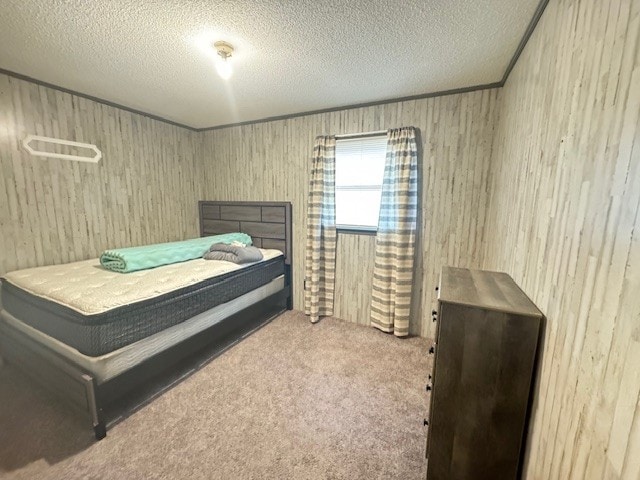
top-left (0, 201), bottom-right (293, 440)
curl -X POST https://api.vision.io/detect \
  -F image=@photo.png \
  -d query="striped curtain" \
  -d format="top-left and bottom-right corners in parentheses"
top-left (370, 127), bottom-right (419, 336)
top-left (304, 136), bottom-right (337, 323)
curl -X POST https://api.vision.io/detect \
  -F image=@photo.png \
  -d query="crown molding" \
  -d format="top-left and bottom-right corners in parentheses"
top-left (0, 67), bottom-right (197, 131)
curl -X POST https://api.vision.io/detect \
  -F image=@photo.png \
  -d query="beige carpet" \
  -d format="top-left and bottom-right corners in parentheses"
top-left (0, 311), bottom-right (430, 479)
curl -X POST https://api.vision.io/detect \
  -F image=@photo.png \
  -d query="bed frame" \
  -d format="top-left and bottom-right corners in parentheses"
top-left (0, 201), bottom-right (293, 440)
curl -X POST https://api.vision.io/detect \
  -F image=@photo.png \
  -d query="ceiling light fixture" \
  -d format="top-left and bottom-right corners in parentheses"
top-left (214, 41), bottom-right (234, 80)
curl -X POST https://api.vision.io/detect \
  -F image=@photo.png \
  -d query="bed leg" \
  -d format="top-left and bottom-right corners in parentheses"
top-left (82, 374), bottom-right (107, 440)
top-left (93, 421), bottom-right (107, 440)
top-left (285, 266), bottom-right (293, 310)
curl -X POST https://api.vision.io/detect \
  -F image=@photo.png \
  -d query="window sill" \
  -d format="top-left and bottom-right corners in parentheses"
top-left (336, 227), bottom-right (377, 236)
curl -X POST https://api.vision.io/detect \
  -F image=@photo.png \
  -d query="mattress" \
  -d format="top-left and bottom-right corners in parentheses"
top-left (1, 250), bottom-right (284, 356)
top-left (0, 275), bottom-right (285, 383)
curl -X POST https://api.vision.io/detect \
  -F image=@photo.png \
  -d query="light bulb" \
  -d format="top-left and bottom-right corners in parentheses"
top-left (216, 57), bottom-right (232, 80)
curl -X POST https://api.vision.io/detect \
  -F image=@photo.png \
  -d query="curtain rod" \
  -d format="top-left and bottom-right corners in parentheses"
top-left (335, 130), bottom-right (387, 139)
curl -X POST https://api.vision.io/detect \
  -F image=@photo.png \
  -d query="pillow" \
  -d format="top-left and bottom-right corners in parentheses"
top-left (203, 244), bottom-right (264, 264)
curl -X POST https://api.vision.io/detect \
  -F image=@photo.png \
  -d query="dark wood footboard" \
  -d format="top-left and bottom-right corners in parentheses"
top-left (0, 321), bottom-right (106, 439)
top-left (0, 286), bottom-right (288, 440)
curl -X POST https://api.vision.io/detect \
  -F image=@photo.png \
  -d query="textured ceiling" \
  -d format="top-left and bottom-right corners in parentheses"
top-left (0, 0), bottom-right (540, 129)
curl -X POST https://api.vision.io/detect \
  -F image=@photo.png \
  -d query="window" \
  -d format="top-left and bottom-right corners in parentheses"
top-left (335, 135), bottom-right (387, 232)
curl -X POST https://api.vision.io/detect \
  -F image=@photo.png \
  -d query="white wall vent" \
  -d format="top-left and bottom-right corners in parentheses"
top-left (22, 135), bottom-right (102, 163)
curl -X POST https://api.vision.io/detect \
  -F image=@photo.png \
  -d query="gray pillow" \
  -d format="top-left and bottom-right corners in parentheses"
top-left (203, 243), bottom-right (264, 264)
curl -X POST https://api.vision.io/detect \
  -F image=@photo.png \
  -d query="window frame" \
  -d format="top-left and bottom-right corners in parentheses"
top-left (336, 225), bottom-right (378, 235)
top-left (334, 133), bottom-right (387, 235)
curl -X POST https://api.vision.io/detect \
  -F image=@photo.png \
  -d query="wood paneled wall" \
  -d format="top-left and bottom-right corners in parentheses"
top-left (482, 0), bottom-right (640, 478)
top-left (201, 89), bottom-right (500, 336)
top-left (0, 71), bottom-right (499, 339)
top-left (0, 74), bottom-right (203, 277)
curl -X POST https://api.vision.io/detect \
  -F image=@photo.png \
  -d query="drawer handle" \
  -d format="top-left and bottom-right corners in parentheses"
top-left (432, 310), bottom-right (437, 316)
top-left (423, 419), bottom-right (429, 426)
top-left (428, 374), bottom-right (432, 380)
top-left (426, 384), bottom-right (432, 391)
top-left (429, 346), bottom-right (435, 354)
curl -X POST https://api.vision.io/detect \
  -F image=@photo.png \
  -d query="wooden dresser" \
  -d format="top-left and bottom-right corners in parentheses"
top-left (425, 267), bottom-right (542, 480)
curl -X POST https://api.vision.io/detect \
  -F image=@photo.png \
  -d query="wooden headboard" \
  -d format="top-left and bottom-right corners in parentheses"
top-left (198, 201), bottom-right (293, 265)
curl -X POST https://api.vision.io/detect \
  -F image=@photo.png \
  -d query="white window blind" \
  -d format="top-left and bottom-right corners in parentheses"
top-left (335, 135), bottom-right (387, 230)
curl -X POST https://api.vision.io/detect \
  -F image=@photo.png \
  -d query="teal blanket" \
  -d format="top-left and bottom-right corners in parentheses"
top-left (100, 233), bottom-right (252, 273)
